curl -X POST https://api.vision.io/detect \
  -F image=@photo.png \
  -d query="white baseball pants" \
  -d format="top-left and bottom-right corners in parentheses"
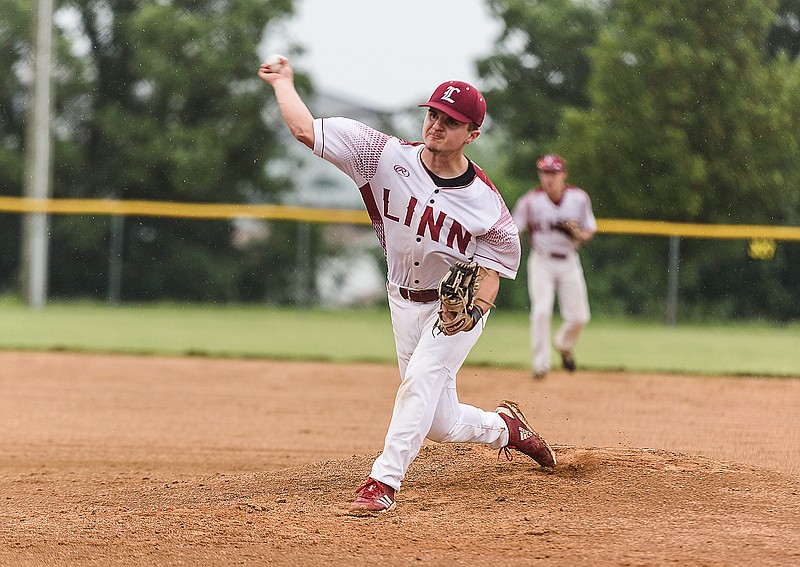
top-left (528, 250), bottom-right (591, 374)
top-left (370, 283), bottom-right (509, 491)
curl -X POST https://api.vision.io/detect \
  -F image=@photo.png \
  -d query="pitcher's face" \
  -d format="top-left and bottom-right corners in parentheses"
top-left (422, 109), bottom-right (479, 154)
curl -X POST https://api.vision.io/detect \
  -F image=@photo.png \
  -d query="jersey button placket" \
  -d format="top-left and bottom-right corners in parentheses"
top-left (412, 224), bottom-right (424, 285)
top-left (413, 190), bottom-right (438, 286)
top-left (412, 240), bottom-right (422, 284)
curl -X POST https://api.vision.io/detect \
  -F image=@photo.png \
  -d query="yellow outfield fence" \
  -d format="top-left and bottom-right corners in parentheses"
top-left (2, 196), bottom-right (800, 241)
top-left (0, 196), bottom-right (368, 225)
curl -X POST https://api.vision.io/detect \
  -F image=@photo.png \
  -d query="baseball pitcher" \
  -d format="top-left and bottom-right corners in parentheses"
top-left (259, 56), bottom-right (557, 514)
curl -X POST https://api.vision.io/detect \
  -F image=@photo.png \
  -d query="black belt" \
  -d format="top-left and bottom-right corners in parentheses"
top-left (399, 287), bottom-right (439, 303)
top-left (550, 252), bottom-right (568, 260)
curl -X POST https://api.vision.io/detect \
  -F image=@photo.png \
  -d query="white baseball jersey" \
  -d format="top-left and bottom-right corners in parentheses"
top-left (312, 117), bottom-right (520, 288)
top-left (512, 185), bottom-right (595, 375)
top-left (311, 117), bottom-right (521, 491)
top-left (512, 186), bottom-right (597, 255)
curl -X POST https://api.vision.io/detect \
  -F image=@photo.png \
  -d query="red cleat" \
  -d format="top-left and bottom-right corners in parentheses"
top-left (349, 478), bottom-right (396, 514)
top-left (497, 400), bottom-right (557, 467)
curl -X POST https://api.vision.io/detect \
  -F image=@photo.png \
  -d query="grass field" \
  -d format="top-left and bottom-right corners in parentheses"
top-left (0, 301), bottom-right (797, 377)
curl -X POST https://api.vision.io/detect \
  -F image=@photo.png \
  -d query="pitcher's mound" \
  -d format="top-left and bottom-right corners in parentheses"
top-left (228, 444), bottom-right (798, 565)
top-left (6, 444), bottom-right (799, 566)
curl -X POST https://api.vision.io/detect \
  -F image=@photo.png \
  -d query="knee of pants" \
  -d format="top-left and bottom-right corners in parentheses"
top-left (532, 306), bottom-right (552, 320)
top-left (561, 319), bottom-right (589, 334)
top-left (426, 423), bottom-right (449, 444)
top-left (425, 402), bottom-right (455, 443)
top-left (569, 312), bottom-right (591, 327)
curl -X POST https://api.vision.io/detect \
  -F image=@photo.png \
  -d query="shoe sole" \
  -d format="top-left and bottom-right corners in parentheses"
top-left (561, 352), bottom-right (576, 372)
top-left (347, 502), bottom-right (397, 516)
top-left (501, 400), bottom-right (557, 467)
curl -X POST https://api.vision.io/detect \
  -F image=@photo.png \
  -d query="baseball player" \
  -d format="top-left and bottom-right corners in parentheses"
top-left (512, 154), bottom-right (597, 380)
top-left (258, 56), bottom-right (557, 514)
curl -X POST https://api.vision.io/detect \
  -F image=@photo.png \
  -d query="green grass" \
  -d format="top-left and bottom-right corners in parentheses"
top-left (0, 301), bottom-right (797, 377)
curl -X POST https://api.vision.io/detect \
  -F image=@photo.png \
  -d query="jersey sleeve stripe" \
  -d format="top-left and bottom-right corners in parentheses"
top-left (358, 182), bottom-right (387, 253)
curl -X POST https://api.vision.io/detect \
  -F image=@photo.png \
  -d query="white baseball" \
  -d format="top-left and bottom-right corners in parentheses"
top-left (264, 54), bottom-right (284, 73)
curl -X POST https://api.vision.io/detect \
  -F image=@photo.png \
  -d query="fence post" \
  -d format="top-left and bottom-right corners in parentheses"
top-left (666, 235), bottom-right (680, 326)
top-left (20, 0), bottom-right (54, 309)
top-left (107, 215), bottom-right (124, 304)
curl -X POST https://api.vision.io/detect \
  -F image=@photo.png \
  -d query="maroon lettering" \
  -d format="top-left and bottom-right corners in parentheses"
top-left (404, 197), bottom-right (417, 227)
top-left (417, 206), bottom-right (447, 242)
top-left (383, 188), bottom-right (400, 222)
top-left (446, 219), bottom-right (472, 254)
top-left (381, 189), bottom-right (474, 251)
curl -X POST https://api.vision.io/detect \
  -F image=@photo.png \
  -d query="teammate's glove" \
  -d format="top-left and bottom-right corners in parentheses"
top-left (434, 261), bottom-right (483, 336)
top-left (553, 219), bottom-right (584, 246)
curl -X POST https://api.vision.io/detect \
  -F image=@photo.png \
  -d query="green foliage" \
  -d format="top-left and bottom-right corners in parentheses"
top-left (73, 0), bottom-right (287, 203)
top-left (4, 0), bottom-right (299, 301)
top-left (561, 0), bottom-right (800, 224)
top-left (477, 0), bottom-right (605, 193)
top-left (6, 0), bottom-right (800, 320)
top-left (677, 238), bottom-right (800, 320)
top-left (583, 0), bottom-right (798, 319)
top-left (487, 0), bottom-right (800, 321)
top-left (0, 0), bottom-right (32, 289)
top-left (768, 0), bottom-right (800, 58)
top-left (0, 0), bottom-right (29, 193)
top-left (580, 235), bottom-right (673, 318)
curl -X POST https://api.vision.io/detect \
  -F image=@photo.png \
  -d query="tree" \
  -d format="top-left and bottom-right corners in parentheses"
top-left (768, 0), bottom-right (800, 59)
top-left (0, 1), bottom-right (30, 195)
top-left (558, 0), bottom-right (800, 319)
top-left (560, 0), bottom-right (800, 223)
top-left (38, 0), bottom-right (298, 301)
top-left (476, 0), bottom-right (606, 196)
top-left (1, 0), bottom-right (91, 295)
top-left (0, 0), bottom-right (31, 293)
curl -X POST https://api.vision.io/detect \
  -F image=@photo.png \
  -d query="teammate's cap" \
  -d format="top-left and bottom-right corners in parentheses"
top-left (419, 80), bottom-right (487, 127)
top-left (537, 154), bottom-right (567, 172)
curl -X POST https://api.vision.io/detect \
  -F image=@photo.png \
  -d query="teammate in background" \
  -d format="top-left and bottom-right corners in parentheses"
top-left (512, 154), bottom-right (597, 381)
top-left (259, 56), bottom-right (556, 514)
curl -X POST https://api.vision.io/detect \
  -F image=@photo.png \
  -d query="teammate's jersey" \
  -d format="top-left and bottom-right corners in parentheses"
top-left (512, 186), bottom-right (597, 256)
top-left (313, 117), bottom-right (520, 289)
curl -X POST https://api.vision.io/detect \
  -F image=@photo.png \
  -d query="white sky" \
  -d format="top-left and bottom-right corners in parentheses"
top-left (263, 0), bottom-right (502, 111)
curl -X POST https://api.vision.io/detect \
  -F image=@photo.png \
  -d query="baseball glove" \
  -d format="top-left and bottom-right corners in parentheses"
top-left (434, 261), bottom-right (483, 336)
top-left (553, 219), bottom-right (583, 245)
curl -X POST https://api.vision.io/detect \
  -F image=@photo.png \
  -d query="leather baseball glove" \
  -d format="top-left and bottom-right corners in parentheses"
top-left (434, 261), bottom-right (484, 336)
top-left (553, 219), bottom-right (584, 245)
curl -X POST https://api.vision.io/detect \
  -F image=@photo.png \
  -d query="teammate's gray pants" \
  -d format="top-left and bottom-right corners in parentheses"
top-left (528, 251), bottom-right (591, 373)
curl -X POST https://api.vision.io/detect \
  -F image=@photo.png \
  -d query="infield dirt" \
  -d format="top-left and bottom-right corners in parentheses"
top-left (1, 352), bottom-right (798, 566)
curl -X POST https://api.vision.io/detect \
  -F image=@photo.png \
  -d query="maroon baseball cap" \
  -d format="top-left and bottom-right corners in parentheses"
top-left (537, 154), bottom-right (567, 172)
top-left (418, 80), bottom-right (487, 126)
